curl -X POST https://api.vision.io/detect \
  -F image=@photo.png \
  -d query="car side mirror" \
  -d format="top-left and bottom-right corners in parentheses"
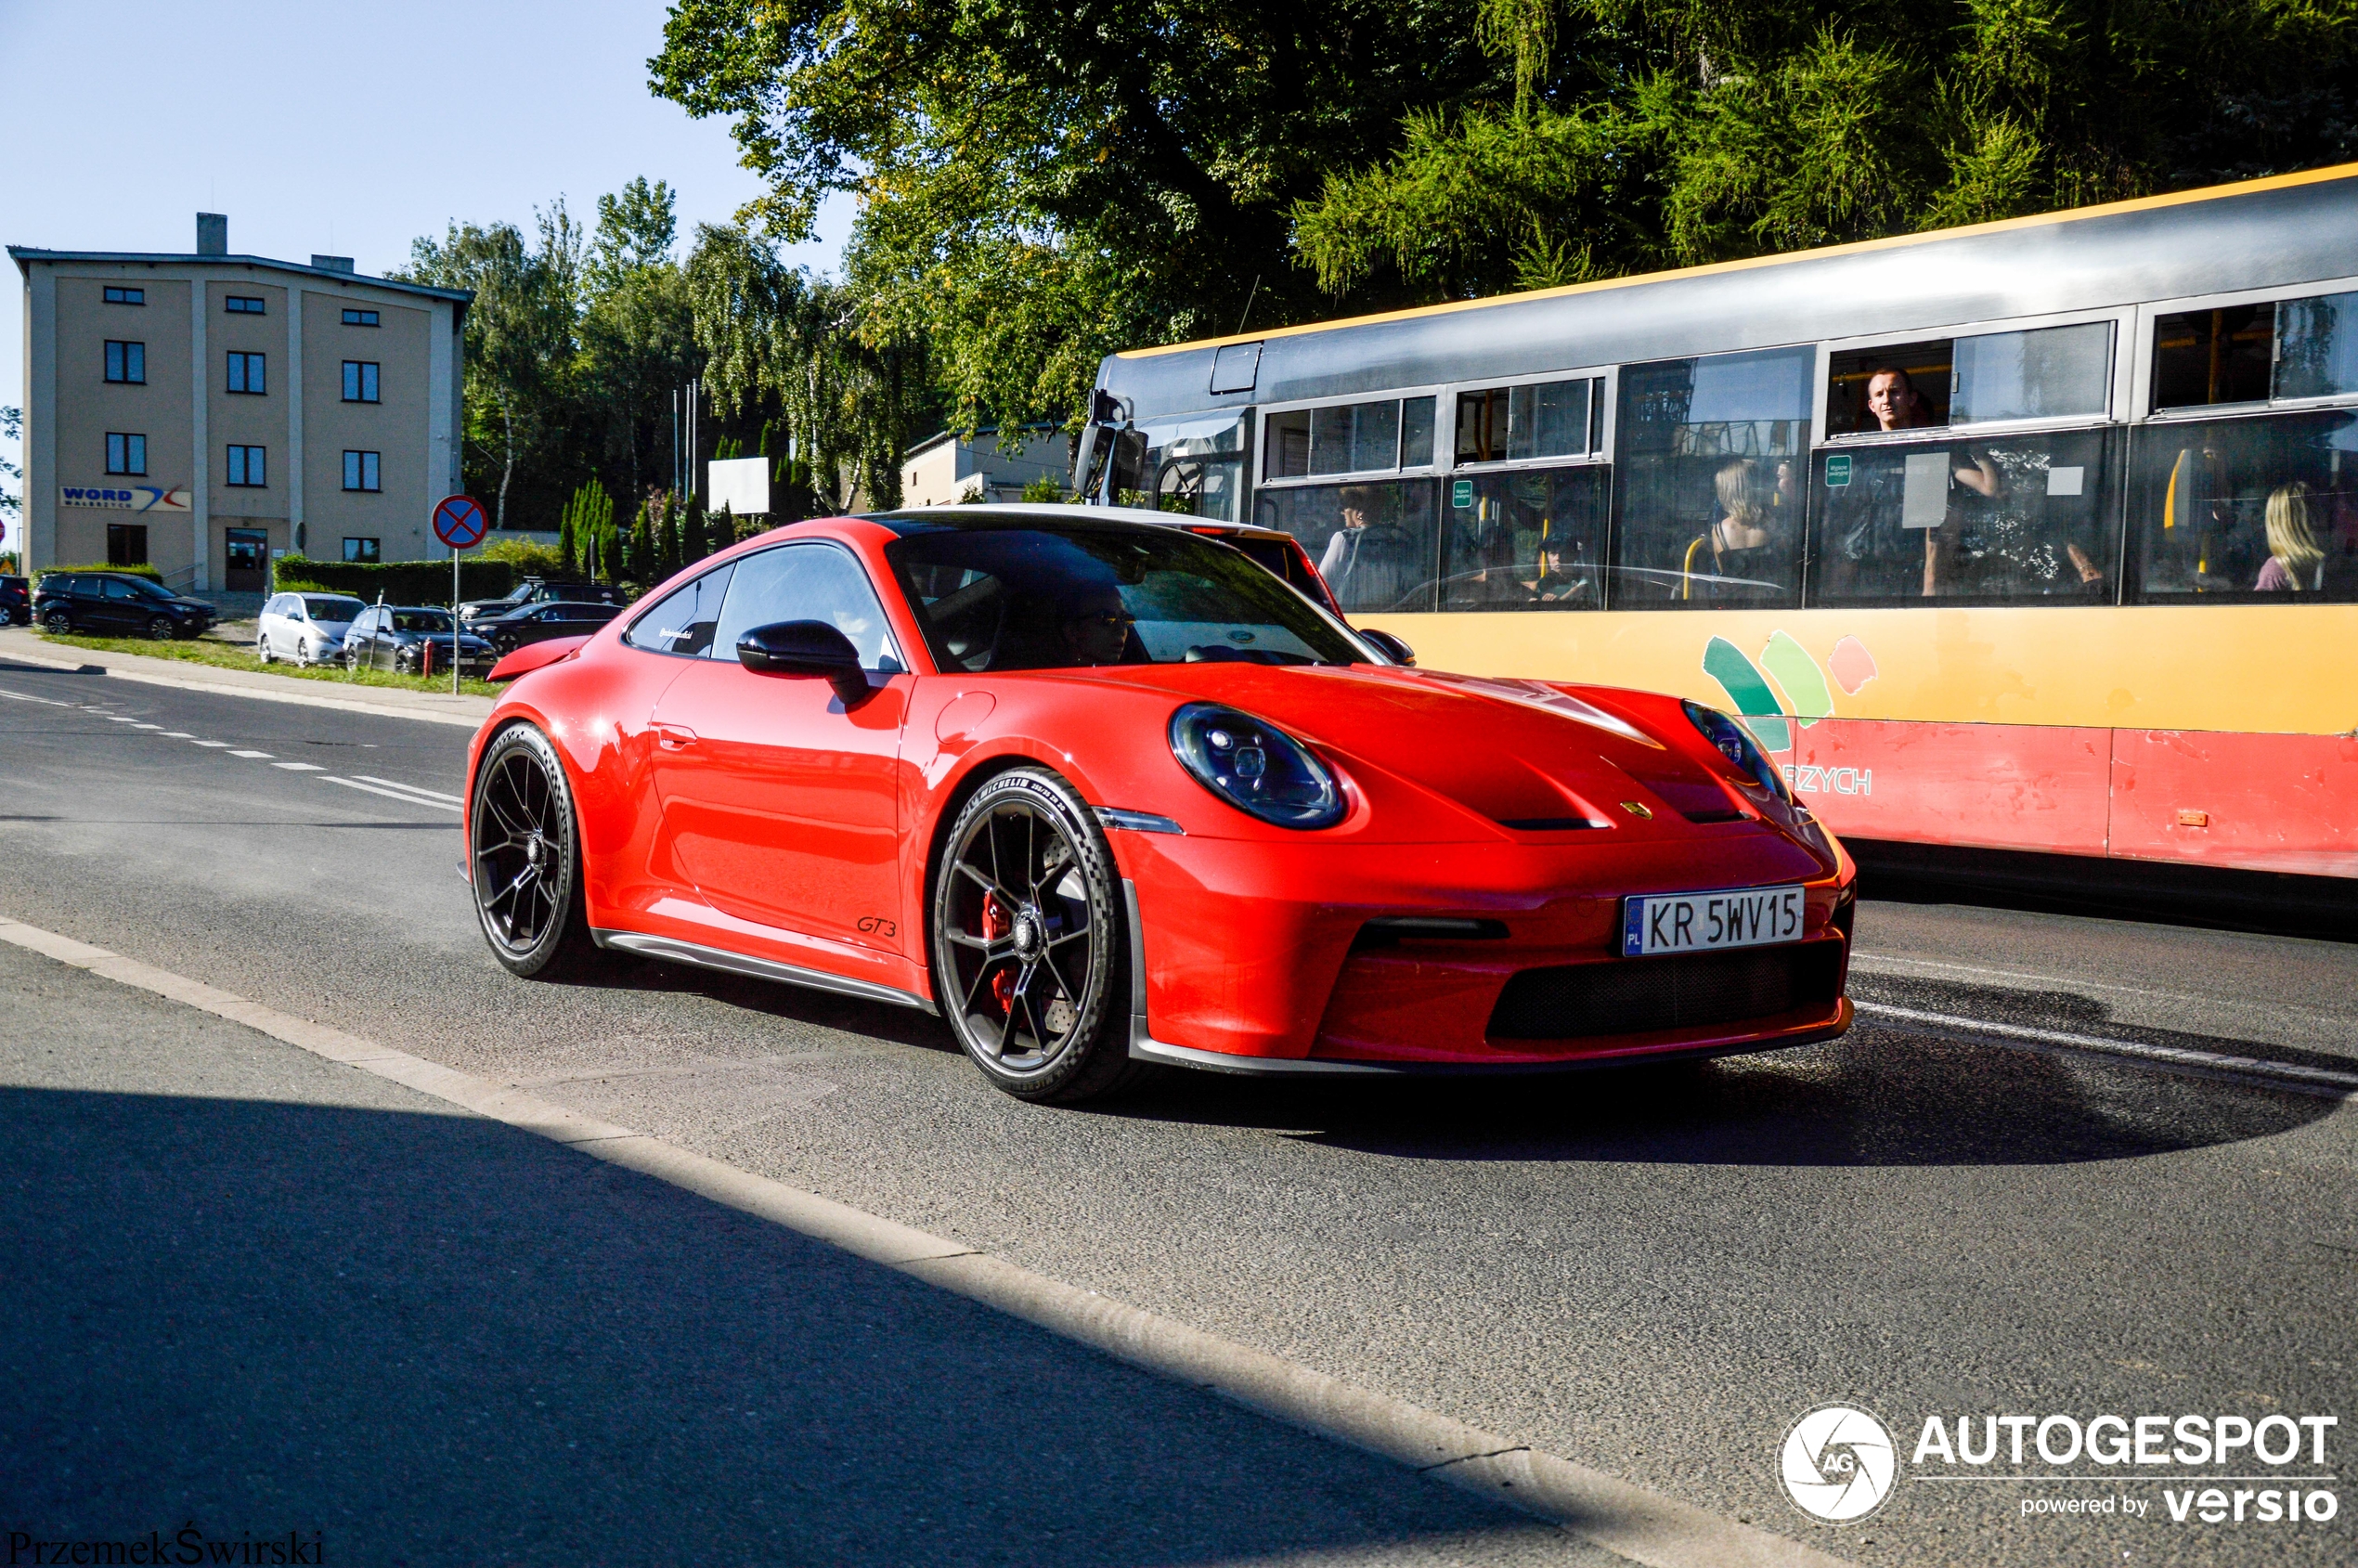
top-left (1356, 628), bottom-right (1417, 667)
top-left (736, 619), bottom-right (872, 706)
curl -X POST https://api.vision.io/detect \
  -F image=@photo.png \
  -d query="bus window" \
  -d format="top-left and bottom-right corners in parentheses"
top-left (2127, 410), bottom-right (2358, 600)
top-left (1813, 429), bottom-right (2119, 603)
top-left (2275, 292), bottom-right (2358, 401)
top-left (1265, 399), bottom-right (1403, 479)
top-left (1453, 378), bottom-right (1595, 465)
top-left (1950, 322), bottom-right (2113, 424)
top-left (1144, 411), bottom-right (1249, 522)
top-left (1828, 341), bottom-right (1954, 434)
top-left (2153, 304), bottom-right (2274, 408)
top-left (1612, 346), bottom-right (1811, 607)
top-left (1254, 479), bottom-right (1442, 613)
top-left (1441, 468), bottom-right (1606, 610)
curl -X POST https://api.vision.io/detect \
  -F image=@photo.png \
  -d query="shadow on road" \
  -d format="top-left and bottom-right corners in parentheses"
top-left (0, 1085), bottom-right (1542, 1566)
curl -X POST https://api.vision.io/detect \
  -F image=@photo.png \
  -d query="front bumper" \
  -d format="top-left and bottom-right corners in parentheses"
top-left (1114, 826), bottom-right (1853, 1070)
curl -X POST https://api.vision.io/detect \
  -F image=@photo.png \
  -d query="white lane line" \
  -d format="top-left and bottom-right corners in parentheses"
top-left (0, 911), bottom-right (1855, 1568)
top-left (104, 716), bottom-right (140, 723)
top-left (188, 740), bottom-right (228, 747)
top-left (1856, 1001), bottom-right (2358, 1096)
top-left (227, 748), bottom-right (275, 758)
top-left (320, 776), bottom-right (462, 812)
top-left (352, 773), bottom-right (463, 805)
top-left (159, 732), bottom-right (192, 738)
top-left (272, 761), bottom-right (326, 772)
top-left (0, 687), bottom-right (74, 706)
top-left (1853, 951), bottom-right (2357, 1028)
top-left (130, 723), bottom-right (162, 730)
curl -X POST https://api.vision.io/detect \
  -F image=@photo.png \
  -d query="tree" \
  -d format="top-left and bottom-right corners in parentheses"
top-left (649, 0), bottom-right (1507, 436)
top-left (0, 404), bottom-right (21, 530)
top-left (577, 184), bottom-right (702, 507)
top-left (398, 212), bottom-right (578, 528)
top-left (557, 479), bottom-right (615, 574)
top-left (1294, 0), bottom-right (2358, 300)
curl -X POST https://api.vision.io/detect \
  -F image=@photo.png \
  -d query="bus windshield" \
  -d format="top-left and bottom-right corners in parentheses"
top-left (886, 524), bottom-right (1367, 673)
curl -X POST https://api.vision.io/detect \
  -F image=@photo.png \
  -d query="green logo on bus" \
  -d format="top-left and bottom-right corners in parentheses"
top-left (1825, 454), bottom-right (1853, 488)
top-left (1451, 478), bottom-right (1474, 509)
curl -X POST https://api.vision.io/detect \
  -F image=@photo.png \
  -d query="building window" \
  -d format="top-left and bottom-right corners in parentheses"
top-left (227, 445), bottom-right (266, 487)
top-left (343, 450), bottom-right (382, 492)
top-left (226, 296), bottom-right (266, 315)
top-left (342, 361), bottom-right (381, 402)
top-left (104, 341), bottom-right (147, 384)
top-left (105, 433), bottom-right (148, 475)
top-left (342, 308), bottom-right (379, 327)
top-left (227, 351), bottom-right (266, 395)
top-left (343, 537), bottom-right (381, 564)
top-left (104, 286), bottom-right (145, 305)
top-left (107, 524), bottom-right (149, 566)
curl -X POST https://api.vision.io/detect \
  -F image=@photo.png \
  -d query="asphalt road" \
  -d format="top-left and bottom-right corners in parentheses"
top-left (4, 654), bottom-right (2352, 1567)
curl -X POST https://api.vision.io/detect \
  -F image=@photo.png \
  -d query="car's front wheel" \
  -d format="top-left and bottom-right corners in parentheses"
top-left (146, 615), bottom-right (177, 641)
top-left (471, 724), bottom-right (596, 979)
top-left (932, 767), bottom-right (1140, 1104)
top-left (255, 634), bottom-right (274, 664)
top-left (343, 648), bottom-right (362, 673)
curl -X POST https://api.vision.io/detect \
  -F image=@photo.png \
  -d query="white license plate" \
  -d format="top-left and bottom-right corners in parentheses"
top-left (1621, 885), bottom-right (1805, 957)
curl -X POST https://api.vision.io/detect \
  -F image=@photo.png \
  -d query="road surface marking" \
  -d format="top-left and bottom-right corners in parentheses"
top-left (227, 749), bottom-right (274, 759)
top-left (158, 732), bottom-right (192, 737)
top-left (0, 687), bottom-right (73, 706)
top-left (188, 740), bottom-right (228, 747)
top-left (353, 774), bottom-right (463, 805)
top-left (320, 776), bottom-right (462, 813)
top-left (272, 761), bottom-right (326, 772)
top-left (0, 910), bottom-right (1853, 1568)
top-left (1856, 1001), bottom-right (2358, 1096)
top-left (1852, 951), bottom-right (2355, 1029)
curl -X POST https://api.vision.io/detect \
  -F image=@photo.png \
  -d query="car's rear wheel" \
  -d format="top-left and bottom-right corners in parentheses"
top-left (471, 724), bottom-right (596, 979)
top-left (43, 608), bottom-right (71, 634)
top-left (146, 615), bottom-right (176, 641)
top-left (932, 768), bottom-right (1140, 1104)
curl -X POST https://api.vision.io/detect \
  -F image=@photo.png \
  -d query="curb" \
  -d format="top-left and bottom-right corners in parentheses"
top-left (0, 628), bottom-right (493, 729)
top-left (0, 911), bottom-right (1854, 1568)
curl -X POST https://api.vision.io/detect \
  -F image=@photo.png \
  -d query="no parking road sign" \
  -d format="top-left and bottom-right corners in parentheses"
top-left (433, 494), bottom-right (488, 551)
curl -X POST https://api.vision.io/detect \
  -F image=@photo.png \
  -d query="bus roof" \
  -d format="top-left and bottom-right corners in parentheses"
top-left (1101, 161), bottom-right (2358, 416)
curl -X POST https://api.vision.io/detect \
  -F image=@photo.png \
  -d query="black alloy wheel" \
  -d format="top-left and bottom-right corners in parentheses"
top-left (42, 608), bottom-right (71, 634)
top-left (931, 768), bottom-right (1140, 1103)
top-left (470, 724), bottom-right (596, 978)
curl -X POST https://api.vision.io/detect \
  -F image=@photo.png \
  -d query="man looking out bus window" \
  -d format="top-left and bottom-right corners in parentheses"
top-left (1833, 366), bottom-right (2002, 597)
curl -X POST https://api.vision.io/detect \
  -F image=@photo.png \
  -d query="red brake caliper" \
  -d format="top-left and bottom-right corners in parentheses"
top-left (981, 893), bottom-right (1017, 1014)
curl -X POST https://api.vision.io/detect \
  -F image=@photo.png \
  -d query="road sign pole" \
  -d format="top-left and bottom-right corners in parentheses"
top-left (432, 495), bottom-right (489, 697)
top-left (453, 546), bottom-right (461, 695)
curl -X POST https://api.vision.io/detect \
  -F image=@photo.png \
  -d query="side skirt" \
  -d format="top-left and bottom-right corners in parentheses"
top-left (591, 928), bottom-right (939, 1015)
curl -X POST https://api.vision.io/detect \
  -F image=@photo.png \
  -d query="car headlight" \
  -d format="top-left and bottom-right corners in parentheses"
top-left (1168, 702), bottom-right (1345, 829)
top-left (1682, 700), bottom-right (1789, 799)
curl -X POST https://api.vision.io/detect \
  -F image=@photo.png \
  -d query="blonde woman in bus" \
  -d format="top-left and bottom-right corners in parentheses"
top-left (1680, 459), bottom-right (1778, 601)
top-left (2255, 481), bottom-right (2326, 590)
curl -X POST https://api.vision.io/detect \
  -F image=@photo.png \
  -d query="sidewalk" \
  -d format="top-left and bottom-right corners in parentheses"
top-left (0, 625), bottom-right (495, 729)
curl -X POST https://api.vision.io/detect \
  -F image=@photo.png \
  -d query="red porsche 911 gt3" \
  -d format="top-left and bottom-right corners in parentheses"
top-left (465, 504), bottom-right (1855, 1103)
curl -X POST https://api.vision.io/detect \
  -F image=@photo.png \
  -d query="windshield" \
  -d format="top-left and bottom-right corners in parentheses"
top-left (131, 578), bottom-right (173, 600)
top-left (391, 610), bottom-right (453, 633)
top-left (304, 596), bottom-right (365, 623)
top-left (886, 524), bottom-right (1367, 673)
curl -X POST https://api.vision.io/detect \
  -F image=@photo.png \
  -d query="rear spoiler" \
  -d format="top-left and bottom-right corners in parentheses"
top-left (486, 636), bottom-right (590, 683)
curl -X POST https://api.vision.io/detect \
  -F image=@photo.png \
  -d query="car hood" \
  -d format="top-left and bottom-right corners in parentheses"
top-left (1034, 661), bottom-right (1826, 856)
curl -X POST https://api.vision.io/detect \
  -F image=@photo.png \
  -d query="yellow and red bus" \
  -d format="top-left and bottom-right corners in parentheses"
top-left (1086, 164), bottom-right (2358, 882)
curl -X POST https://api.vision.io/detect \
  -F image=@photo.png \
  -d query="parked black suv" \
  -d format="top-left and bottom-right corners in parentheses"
top-left (0, 576), bottom-right (29, 626)
top-left (470, 600), bottom-right (626, 655)
top-left (33, 572), bottom-right (219, 639)
top-left (456, 577), bottom-right (624, 624)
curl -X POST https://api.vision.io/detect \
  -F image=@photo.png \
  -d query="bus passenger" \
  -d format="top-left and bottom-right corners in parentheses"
top-left (1681, 459), bottom-right (1779, 602)
top-left (1316, 490), bottom-right (1373, 588)
top-left (2256, 482), bottom-right (2326, 590)
top-left (1825, 366), bottom-right (2001, 597)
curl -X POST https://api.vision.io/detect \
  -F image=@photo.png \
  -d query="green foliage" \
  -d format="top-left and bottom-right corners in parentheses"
top-left (478, 535), bottom-right (569, 577)
top-left (37, 562), bottom-right (163, 582)
top-left (557, 479), bottom-right (615, 575)
top-left (1, 403), bottom-right (21, 525)
top-left (272, 555), bottom-right (516, 605)
top-left (1017, 474), bottom-right (1075, 505)
top-left (649, 0), bottom-right (1503, 437)
top-left (1296, 0), bottom-right (2358, 301)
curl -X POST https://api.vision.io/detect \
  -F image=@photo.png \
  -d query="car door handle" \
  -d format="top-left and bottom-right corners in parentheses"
top-left (653, 723), bottom-right (697, 751)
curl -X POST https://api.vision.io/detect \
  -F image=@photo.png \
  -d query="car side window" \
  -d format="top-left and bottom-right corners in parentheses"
top-left (103, 577), bottom-right (136, 600)
top-left (622, 564), bottom-right (735, 656)
top-left (710, 545), bottom-right (905, 672)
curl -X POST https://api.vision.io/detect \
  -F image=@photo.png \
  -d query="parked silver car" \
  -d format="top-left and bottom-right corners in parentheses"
top-left (256, 592), bottom-right (368, 667)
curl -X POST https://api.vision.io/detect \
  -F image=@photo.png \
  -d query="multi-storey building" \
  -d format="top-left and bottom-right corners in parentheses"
top-left (10, 213), bottom-right (469, 590)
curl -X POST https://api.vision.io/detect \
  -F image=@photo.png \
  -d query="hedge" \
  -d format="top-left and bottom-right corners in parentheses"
top-left (37, 562), bottom-right (165, 583)
top-left (271, 554), bottom-right (517, 605)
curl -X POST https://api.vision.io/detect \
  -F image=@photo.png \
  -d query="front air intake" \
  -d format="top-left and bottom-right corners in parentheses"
top-left (1487, 943), bottom-right (1842, 1040)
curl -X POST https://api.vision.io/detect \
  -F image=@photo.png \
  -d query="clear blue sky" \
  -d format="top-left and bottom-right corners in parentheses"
top-left (0, 0), bottom-right (849, 503)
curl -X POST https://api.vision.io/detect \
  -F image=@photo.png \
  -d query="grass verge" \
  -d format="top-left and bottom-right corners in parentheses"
top-left (35, 631), bottom-right (502, 699)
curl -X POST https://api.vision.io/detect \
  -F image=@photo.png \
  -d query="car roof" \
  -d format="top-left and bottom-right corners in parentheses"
top-left (862, 502), bottom-right (1296, 544)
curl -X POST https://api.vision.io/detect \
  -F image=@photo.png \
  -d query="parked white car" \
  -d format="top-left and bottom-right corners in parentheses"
top-left (256, 592), bottom-right (369, 667)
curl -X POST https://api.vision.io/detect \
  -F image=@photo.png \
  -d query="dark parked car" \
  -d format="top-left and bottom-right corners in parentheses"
top-left (341, 605), bottom-right (495, 675)
top-left (470, 599), bottom-right (625, 655)
top-left (0, 576), bottom-right (29, 626)
top-left (457, 577), bottom-right (624, 624)
top-left (33, 572), bottom-right (219, 639)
